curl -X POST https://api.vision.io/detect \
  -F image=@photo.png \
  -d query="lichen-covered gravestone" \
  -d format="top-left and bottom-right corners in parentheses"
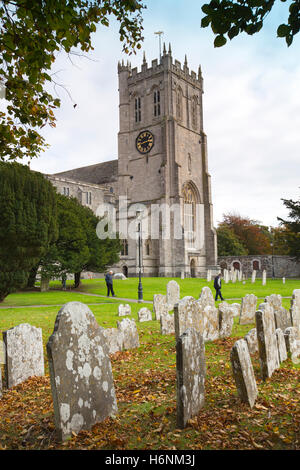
top-left (231, 303), bottom-right (241, 318)
top-left (138, 307), bottom-right (152, 322)
top-left (230, 339), bottom-right (258, 408)
top-left (255, 303), bottom-right (280, 380)
top-left (47, 302), bottom-right (118, 441)
top-left (290, 289), bottom-right (300, 332)
top-left (166, 280), bottom-right (180, 310)
top-left (218, 302), bottom-right (234, 339)
top-left (275, 328), bottom-right (287, 363)
top-left (239, 294), bottom-right (257, 325)
top-left (176, 327), bottom-right (206, 428)
top-left (198, 286), bottom-right (215, 309)
top-left (244, 328), bottom-right (258, 355)
top-left (202, 305), bottom-right (219, 342)
top-left (118, 304), bottom-right (131, 317)
top-left (284, 327), bottom-right (300, 354)
top-left (153, 294), bottom-right (168, 321)
top-left (174, 296), bottom-right (202, 340)
top-left (102, 328), bottom-right (124, 355)
top-left (160, 313), bottom-right (175, 335)
top-left (117, 318), bottom-right (139, 350)
top-left (3, 323), bottom-right (44, 388)
top-left (265, 294), bottom-right (291, 331)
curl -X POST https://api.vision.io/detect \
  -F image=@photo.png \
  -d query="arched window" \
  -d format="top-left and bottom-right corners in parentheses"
top-left (233, 261), bottom-right (241, 271)
top-left (135, 96), bottom-right (141, 123)
top-left (191, 96), bottom-right (198, 129)
top-left (176, 87), bottom-right (183, 121)
top-left (182, 183), bottom-right (197, 248)
top-left (154, 89), bottom-right (161, 117)
top-left (121, 239), bottom-right (128, 256)
top-left (190, 259), bottom-right (196, 278)
top-left (252, 260), bottom-right (260, 271)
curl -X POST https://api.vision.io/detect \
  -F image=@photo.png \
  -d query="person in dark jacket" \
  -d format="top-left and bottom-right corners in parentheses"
top-left (105, 270), bottom-right (115, 297)
top-left (213, 273), bottom-right (224, 301)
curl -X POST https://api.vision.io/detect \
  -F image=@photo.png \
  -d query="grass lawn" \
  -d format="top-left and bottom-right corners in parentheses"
top-left (0, 278), bottom-right (299, 450)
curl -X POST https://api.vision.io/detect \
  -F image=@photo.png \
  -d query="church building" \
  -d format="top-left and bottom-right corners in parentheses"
top-left (46, 45), bottom-right (218, 278)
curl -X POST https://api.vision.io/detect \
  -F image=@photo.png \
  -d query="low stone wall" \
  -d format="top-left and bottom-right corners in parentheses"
top-left (218, 255), bottom-right (300, 279)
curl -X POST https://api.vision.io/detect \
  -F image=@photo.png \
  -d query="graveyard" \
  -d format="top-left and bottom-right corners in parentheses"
top-left (0, 277), bottom-right (299, 450)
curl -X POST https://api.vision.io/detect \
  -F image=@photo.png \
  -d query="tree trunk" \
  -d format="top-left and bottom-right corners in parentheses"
top-left (74, 272), bottom-right (81, 289)
top-left (27, 265), bottom-right (38, 288)
top-left (40, 276), bottom-right (50, 292)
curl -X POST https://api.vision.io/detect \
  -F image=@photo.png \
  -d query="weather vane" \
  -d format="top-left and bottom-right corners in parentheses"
top-left (154, 31), bottom-right (164, 61)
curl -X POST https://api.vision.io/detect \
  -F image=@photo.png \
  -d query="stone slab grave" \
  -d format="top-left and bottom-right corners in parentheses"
top-left (3, 323), bottom-right (44, 389)
top-left (198, 286), bottom-right (215, 310)
top-left (202, 305), bottom-right (219, 342)
top-left (239, 294), bottom-right (257, 325)
top-left (117, 318), bottom-right (139, 350)
top-left (118, 304), bottom-right (131, 317)
top-left (290, 289), bottom-right (300, 332)
top-left (153, 294), bottom-right (168, 321)
top-left (244, 328), bottom-right (258, 355)
top-left (230, 338), bottom-right (258, 408)
top-left (102, 328), bottom-right (124, 355)
top-left (230, 303), bottom-right (241, 318)
top-left (255, 302), bottom-right (280, 380)
top-left (166, 280), bottom-right (180, 310)
top-left (276, 328), bottom-right (288, 363)
top-left (262, 270), bottom-right (267, 286)
top-left (218, 302), bottom-right (234, 339)
top-left (47, 302), bottom-right (118, 441)
top-left (160, 313), bottom-right (175, 335)
top-left (174, 296), bottom-right (202, 340)
top-left (265, 294), bottom-right (291, 331)
top-left (176, 327), bottom-right (206, 429)
top-left (284, 326), bottom-right (300, 354)
top-left (138, 307), bottom-right (152, 322)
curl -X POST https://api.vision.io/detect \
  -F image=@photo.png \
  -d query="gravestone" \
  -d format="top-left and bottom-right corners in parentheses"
top-left (160, 313), bottom-right (175, 335)
top-left (202, 305), bottom-right (219, 342)
top-left (166, 280), bottom-right (180, 310)
top-left (284, 327), bottom-right (300, 354)
top-left (262, 270), bottom-right (267, 286)
top-left (176, 327), bottom-right (206, 429)
top-left (231, 303), bottom-right (241, 318)
top-left (290, 289), bottom-right (300, 332)
top-left (3, 323), bottom-right (44, 388)
top-left (46, 302), bottom-right (118, 441)
top-left (117, 318), bottom-right (139, 350)
top-left (138, 307), bottom-right (152, 322)
top-left (282, 277), bottom-right (286, 284)
top-left (206, 269), bottom-right (212, 282)
top-left (244, 328), bottom-right (258, 355)
top-left (239, 294), bottom-right (257, 325)
top-left (113, 273), bottom-right (127, 280)
top-left (218, 302), bottom-right (234, 339)
top-left (103, 328), bottom-right (124, 355)
top-left (153, 294), bottom-right (168, 321)
top-left (118, 304), bottom-right (131, 316)
top-left (230, 338), bottom-right (258, 408)
top-left (251, 270), bottom-right (256, 283)
top-left (238, 270), bottom-right (243, 282)
top-left (198, 286), bottom-right (215, 310)
top-left (232, 270), bottom-right (237, 283)
top-left (255, 302), bottom-right (280, 380)
top-left (174, 296), bottom-right (202, 340)
top-left (0, 367), bottom-right (2, 398)
top-left (224, 269), bottom-right (229, 284)
top-left (275, 328), bottom-right (288, 363)
top-left (181, 271), bottom-right (185, 279)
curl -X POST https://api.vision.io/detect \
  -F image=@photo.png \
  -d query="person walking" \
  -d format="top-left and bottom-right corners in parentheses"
top-left (105, 270), bottom-right (115, 297)
top-left (214, 272), bottom-right (224, 301)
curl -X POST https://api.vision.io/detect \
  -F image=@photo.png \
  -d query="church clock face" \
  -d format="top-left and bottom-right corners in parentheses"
top-left (136, 130), bottom-right (154, 154)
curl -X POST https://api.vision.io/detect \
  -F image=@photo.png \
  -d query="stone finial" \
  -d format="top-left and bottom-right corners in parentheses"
top-left (168, 42), bottom-right (172, 55)
top-left (143, 51), bottom-right (146, 64)
top-left (163, 42), bottom-right (167, 55)
top-left (198, 65), bottom-right (202, 80)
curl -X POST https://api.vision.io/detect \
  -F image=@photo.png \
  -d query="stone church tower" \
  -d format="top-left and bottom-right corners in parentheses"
top-left (47, 45), bottom-right (218, 278)
top-left (116, 44), bottom-right (217, 277)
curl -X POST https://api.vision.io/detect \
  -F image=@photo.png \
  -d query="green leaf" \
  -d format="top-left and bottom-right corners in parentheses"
top-left (214, 34), bottom-right (227, 47)
top-left (277, 23), bottom-right (290, 37)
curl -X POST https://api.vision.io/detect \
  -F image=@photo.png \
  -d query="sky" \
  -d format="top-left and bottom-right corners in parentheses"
top-left (21, 0), bottom-right (300, 228)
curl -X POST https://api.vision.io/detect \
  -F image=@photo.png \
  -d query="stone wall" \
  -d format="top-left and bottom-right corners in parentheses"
top-left (218, 255), bottom-right (300, 279)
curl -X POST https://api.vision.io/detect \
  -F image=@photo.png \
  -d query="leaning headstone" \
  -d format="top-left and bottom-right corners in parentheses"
top-left (166, 280), bottom-right (180, 310)
top-left (202, 305), bottom-right (219, 342)
top-left (230, 338), bottom-right (258, 408)
top-left (251, 270), bottom-right (256, 284)
top-left (262, 270), bottom-right (267, 286)
top-left (244, 328), bottom-right (258, 355)
top-left (153, 294), bottom-right (168, 321)
top-left (117, 318), bottom-right (139, 350)
top-left (198, 286), bottom-right (215, 309)
top-left (118, 304), bottom-right (131, 317)
top-left (239, 294), bottom-right (257, 325)
top-left (103, 328), bottom-right (124, 355)
top-left (138, 307), bottom-right (152, 322)
top-left (46, 302), bottom-right (118, 441)
top-left (218, 302), bottom-right (234, 339)
top-left (176, 327), bottom-right (206, 429)
top-left (174, 296), bottom-right (202, 340)
top-left (255, 303), bottom-right (280, 380)
top-left (284, 327), bottom-right (300, 354)
top-left (3, 323), bottom-right (44, 389)
top-left (275, 328), bottom-right (288, 363)
top-left (160, 313), bottom-right (175, 335)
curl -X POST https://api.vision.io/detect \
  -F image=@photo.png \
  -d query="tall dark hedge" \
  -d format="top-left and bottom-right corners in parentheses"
top-left (0, 162), bottom-right (58, 301)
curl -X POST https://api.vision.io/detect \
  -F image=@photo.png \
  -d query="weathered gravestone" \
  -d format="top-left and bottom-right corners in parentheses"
top-left (244, 328), bottom-right (258, 355)
top-left (290, 289), bottom-right (300, 332)
top-left (202, 305), bottom-right (219, 342)
top-left (251, 270), bottom-right (256, 283)
top-left (218, 302), bottom-right (234, 339)
top-left (255, 303), bottom-right (280, 380)
top-left (3, 323), bottom-right (44, 388)
top-left (265, 294), bottom-right (291, 331)
top-left (138, 307), bottom-right (152, 322)
top-left (231, 303), bottom-right (241, 318)
top-left (275, 328), bottom-right (288, 363)
top-left (102, 328), bottom-right (124, 355)
top-left (166, 280), bottom-right (180, 310)
top-left (230, 338), bottom-right (258, 408)
top-left (153, 294), bottom-right (168, 321)
top-left (47, 302), bottom-right (118, 441)
top-left (198, 286), bottom-right (215, 309)
top-left (118, 304), bottom-right (131, 317)
top-left (160, 313), bottom-right (175, 335)
top-left (206, 269), bottom-right (212, 282)
top-left (239, 294), bottom-right (257, 325)
top-left (117, 318), bottom-right (139, 350)
top-left (176, 327), bottom-right (206, 428)
top-left (284, 327), bottom-right (300, 354)
top-left (262, 270), bottom-right (267, 286)
top-left (174, 297), bottom-right (202, 340)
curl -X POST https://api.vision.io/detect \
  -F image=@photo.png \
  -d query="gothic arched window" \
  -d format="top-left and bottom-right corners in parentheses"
top-left (135, 96), bottom-right (141, 123)
top-left (182, 183), bottom-right (197, 248)
top-left (154, 89), bottom-right (161, 117)
top-left (121, 239), bottom-right (128, 256)
top-left (191, 96), bottom-right (198, 129)
top-left (176, 87), bottom-right (183, 121)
